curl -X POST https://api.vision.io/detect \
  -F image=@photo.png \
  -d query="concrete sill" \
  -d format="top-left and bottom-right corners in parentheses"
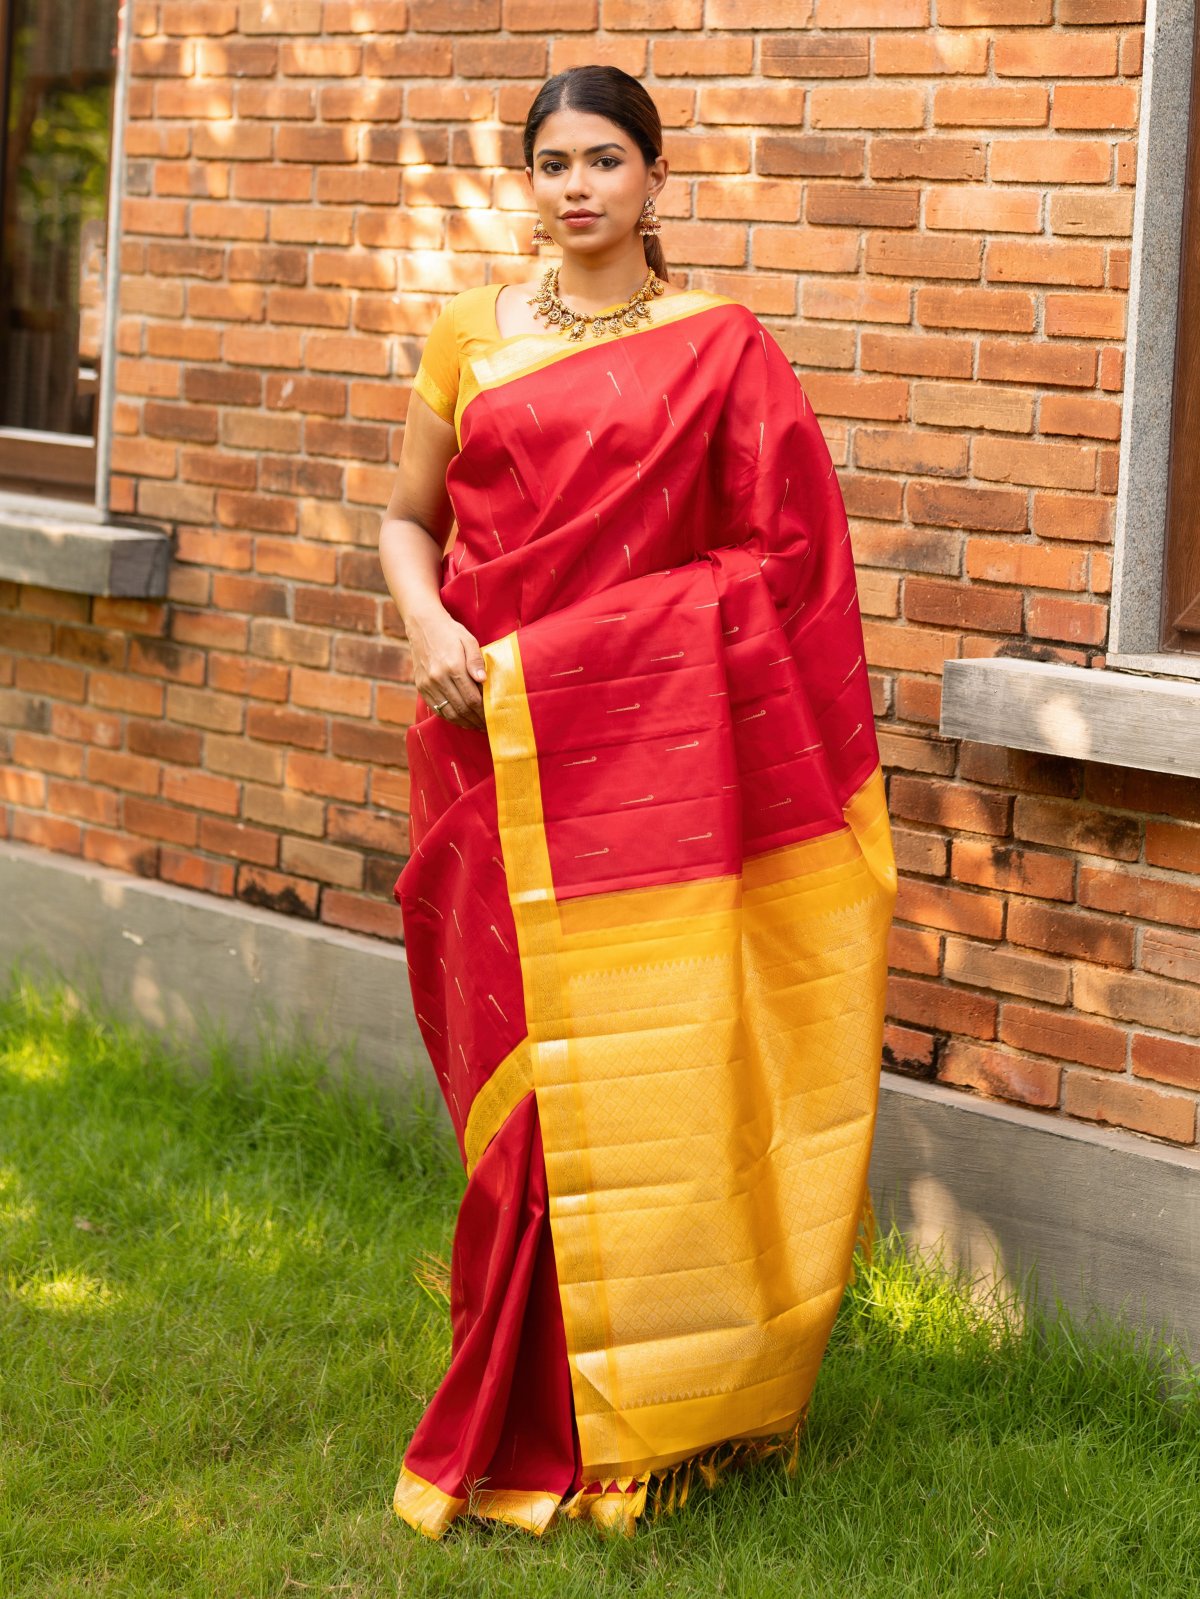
top-left (939, 656), bottom-right (1200, 780)
top-left (0, 492), bottom-right (170, 597)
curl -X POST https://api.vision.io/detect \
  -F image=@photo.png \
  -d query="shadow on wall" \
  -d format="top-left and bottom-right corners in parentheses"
top-left (0, 839), bottom-right (427, 1098)
top-left (870, 1074), bottom-right (1200, 1361)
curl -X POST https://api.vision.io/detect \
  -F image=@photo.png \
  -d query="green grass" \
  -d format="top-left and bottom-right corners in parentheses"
top-left (0, 969), bottom-right (1198, 1598)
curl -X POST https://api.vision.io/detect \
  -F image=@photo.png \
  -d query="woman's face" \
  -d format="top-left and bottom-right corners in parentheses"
top-left (526, 107), bottom-right (665, 257)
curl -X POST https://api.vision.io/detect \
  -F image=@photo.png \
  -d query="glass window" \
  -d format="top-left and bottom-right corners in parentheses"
top-left (0, 0), bottom-right (119, 489)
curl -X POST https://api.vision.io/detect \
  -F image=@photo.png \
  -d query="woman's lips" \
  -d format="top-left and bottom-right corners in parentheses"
top-left (562, 213), bottom-right (599, 227)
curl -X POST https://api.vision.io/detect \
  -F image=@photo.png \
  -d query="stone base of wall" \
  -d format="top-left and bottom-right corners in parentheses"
top-left (3, 839), bottom-right (1196, 1353)
top-left (0, 838), bottom-right (425, 1098)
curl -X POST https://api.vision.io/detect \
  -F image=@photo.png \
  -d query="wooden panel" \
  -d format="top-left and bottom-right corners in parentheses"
top-left (0, 427), bottom-right (96, 496)
top-left (940, 657), bottom-right (1200, 780)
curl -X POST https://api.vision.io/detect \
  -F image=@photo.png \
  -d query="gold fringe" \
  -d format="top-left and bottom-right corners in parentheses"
top-left (395, 1412), bottom-right (809, 1541)
top-left (644, 1408), bottom-right (808, 1526)
top-left (847, 1185), bottom-right (876, 1285)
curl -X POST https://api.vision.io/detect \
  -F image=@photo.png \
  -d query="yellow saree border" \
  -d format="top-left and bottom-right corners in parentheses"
top-left (467, 287), bottom-right (733, 404)
top-left (481, 624), bottom-right (896, 1484)
top-left (393, 1465), bottom-right (559, 1539)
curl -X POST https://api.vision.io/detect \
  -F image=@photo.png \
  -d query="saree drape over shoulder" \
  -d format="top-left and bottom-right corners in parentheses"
top-left (392, 281), bottom-right (897, 1538)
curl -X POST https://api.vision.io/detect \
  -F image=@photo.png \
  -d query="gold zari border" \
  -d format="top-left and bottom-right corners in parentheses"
top-left (481, 627), bottom-right (897, 1485)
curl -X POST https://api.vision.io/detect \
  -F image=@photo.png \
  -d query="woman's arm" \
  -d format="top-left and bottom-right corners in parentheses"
top-left (379, 395), bottom-right (487, 731)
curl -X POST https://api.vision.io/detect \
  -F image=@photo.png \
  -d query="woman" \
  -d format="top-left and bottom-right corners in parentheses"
top-left (378, 64), bottom-right (897, 1539)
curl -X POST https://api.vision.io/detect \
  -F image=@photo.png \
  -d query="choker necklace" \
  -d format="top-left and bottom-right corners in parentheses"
top-left (526, 265), bottom-right (666, 342)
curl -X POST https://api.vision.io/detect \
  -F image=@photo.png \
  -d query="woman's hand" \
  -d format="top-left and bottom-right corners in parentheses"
top-left (406, 604), bottom-right (488, 731)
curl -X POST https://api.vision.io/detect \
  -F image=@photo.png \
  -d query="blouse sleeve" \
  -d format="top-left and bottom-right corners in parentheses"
top-left (412, 298), bottom-right (459, 425)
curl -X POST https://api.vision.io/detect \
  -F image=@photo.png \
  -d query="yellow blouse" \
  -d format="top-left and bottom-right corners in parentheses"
top-left (411, 283), bottom-right (508, 444)
top-left (411, 281), bottom-right (731, 447)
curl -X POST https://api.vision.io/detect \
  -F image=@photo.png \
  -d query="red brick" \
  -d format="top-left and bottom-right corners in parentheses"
top-left (239, 0), bottom-right (323, 31)
top-left (896, 773), bottom-right (1017, 837)
top-left (236, 864), bottom-right (319, 918)
top-left (1026, 595), bottom-right (1108, 646)
top-left (904, 577), bottom-right (1023, 632)
top-left (1052, 84), bottom-right (1138, 131)
top-left (245, 705), bottom-right (327, 751)
top-left (917, 286), bottom-right (1035, 332)
top-left (1075, 965), bottom-right (1200, 1037)
top-left (0, 767), bottom-right (47, 806)
top-left (124, 796), bottom-right (199, 847)
top-left (1078, 865), bottom-right (1200, 931)
top-left (280, 834), bottom-right (363, 888)
top-left (328, 721), bottom-right (406, 767)
top-left (1145, 822), bottom-right (1200, 873)
top-left (86, 750), bottom-right (161, 796)
top-left (321, 888), bottom-right (402, 938)
top-left (895, 876), bottom-right (1005, 939)
top-left (11, 732), bottom-right (84, 778)
top-left (888, 973), bottom-right (998, 1040)
top-left (199, 816), bottom-right (280, 865)
top-left (883, 1020), bottom-right (938, 1072)
top-left (286, 750), bottom-right (367, 803)
top-left (1007, 900), bottom-right (1134, 965)
top-left (243, 782), bottom-right (325, 836)
top-left (46, 780), bottom-right (119, 827)
top-left (953, 837), bottom-right (1075, 901)
top-left (161, 849), bottom-right (237, 897)
top-left (1000, 1001), bottom-right (1126, 1071)
top-left (1013, 795), bottom-right (1138, 860)
top-left (288, 668), bottom-right (371, 717)
top-left (940, 1039), bottom-right (1060, 1108)
top-left (11, 812), bottom-right (81, 853)
top-left (1131, 1033), bottom-right (1200, 1092)
top-left (208, 655), bottom-right (289, 703)
top-left (1031, 493), bottom-right (1113, 543)
top-left (1063, 1073), bottom-right (1194, 1145)
top-left (161, 768), bottom-right (240, 816)
top-left (82, 830), bottom-right (159, 877)
top-left (47, 700), bottom-right (118, 743)
top-left (1141, 929), bottom-right (1200, 985)
top-left (326, 805), bottom-right (405, 852)
top-left (127, 720), bottom-right (203, 765)
top-left (332, 637), bottom-right (412, 682)
top-left (212, 575), bottom-right (290, 617)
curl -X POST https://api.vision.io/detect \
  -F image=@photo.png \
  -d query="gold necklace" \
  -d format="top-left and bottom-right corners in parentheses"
top-left (526, 265), bottom-right (666, 342)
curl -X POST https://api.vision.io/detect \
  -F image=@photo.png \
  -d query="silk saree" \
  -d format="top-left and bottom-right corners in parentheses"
top-left (391, 280), bottom-right (897, 1537)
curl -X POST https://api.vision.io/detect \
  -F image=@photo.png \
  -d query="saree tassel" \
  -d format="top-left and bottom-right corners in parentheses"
top-left (847, 1186), bottom-right (877, 1285)
top-left (644, 1412), bottom-right (809, 1524)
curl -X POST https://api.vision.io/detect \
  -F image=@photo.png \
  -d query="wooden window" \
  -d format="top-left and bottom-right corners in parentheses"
top-left (0, 0), bottom-right (119, 499)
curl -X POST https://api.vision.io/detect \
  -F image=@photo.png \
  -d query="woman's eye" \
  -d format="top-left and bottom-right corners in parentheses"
top-left (542, 158), bottom-right (620, 173)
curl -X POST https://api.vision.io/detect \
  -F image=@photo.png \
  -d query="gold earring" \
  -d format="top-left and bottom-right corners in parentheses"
top-left (638, 197), bottom-right (661, 238)
top-left (531, 215), bottom-right (552, 244)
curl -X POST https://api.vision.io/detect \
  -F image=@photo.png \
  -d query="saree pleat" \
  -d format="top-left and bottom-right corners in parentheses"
top-left (393, 284), bottom-right (897, 1536)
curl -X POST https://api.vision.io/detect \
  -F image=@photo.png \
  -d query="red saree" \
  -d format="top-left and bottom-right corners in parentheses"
top-left (392, 283), bottom-right (897, 1537)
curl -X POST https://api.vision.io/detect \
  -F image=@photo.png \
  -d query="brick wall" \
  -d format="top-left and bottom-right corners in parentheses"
top-left (4, 0), bottom-right (1198, 1145)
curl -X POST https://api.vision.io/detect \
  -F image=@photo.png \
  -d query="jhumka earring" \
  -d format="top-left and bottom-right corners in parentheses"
top-left (531, 215), bottom-right (552, 244)
top-left (638, 196), bottom-right (661, 238)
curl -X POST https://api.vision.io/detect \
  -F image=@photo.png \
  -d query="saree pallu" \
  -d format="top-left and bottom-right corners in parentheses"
top-left (392, 286), bottom-right (897, 1537)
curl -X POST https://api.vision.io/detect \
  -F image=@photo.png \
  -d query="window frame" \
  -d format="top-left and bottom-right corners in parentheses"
top-left (1108, 0), bottom-right (1200, 680)
top-left (940, 0), bottom-right (1200, 776)
top-left (0, 0), bottom-right (125, 505)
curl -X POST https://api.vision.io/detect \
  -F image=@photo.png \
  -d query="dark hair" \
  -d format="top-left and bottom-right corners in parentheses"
top-left (521, 65), bottom-right (669, 284)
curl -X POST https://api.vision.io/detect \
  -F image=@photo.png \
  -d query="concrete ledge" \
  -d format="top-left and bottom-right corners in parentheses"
top-left (0, 492), bottom-right (170, 597)
top-left (940, 656), bottom-right (1200, 779)
top-left (2, 838), bottom-right (1197, 1349)
top-left (871, 1074), bottom-right (1200, 1354)
top-left (0, 840), bottom-right (424, 1094)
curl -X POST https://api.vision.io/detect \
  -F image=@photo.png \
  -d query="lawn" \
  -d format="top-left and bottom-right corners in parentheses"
top-left (0, 968), bottom-right (1197, 1598)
